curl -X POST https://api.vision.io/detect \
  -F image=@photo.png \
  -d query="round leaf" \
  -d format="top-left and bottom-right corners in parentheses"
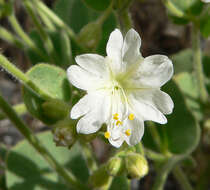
top-left (82, 0), bottom-right (111, 11)
top-left (143, 80), bottom-right (200, 155)
top-left (22, 64), bottom-right (71, 124)
top-left (6, 132), bottom-right (89, 190)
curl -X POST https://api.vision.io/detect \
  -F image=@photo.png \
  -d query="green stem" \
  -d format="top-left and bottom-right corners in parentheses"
top-left (147, 122), bottom-right (162, 151)
top-left (97, 1), bottom-right (113, 25)
top-left (0, 93), bottom-right (89, 190)
top-left (0, 54), bottom-right (51, 100)
top-left (37, 8), bottom-right (56, 31)
top-left (115, 0), bottom-right (133, 34)
top-left (162, 0), bottom-right (185, 17)
top-left (60, 30), bottom-right (72, 67)
top-left (117, 9), bottom-right (133, 34)
top-left (32, 0), bottom-right (83, 48)
top-left (8, 13), bottom-right (47, 61)
top-left (0, 103), bottom-right (27, 120)
top-left (173, 166), bottom-right (194, 190)
top-left (0, 27), bottom-right (25, 49)
top-left (144, 149), bottom-right (166, 162)
top-left (135, 142), bottom-right (145, 155)
top-left (192, 25), bottom-right (208, 103)
top-left (80, 141), bottom-right (98, 175)
top-left (152, 155), bottom-right (184, 190)
top-left (23, 0), bottom-right (57, 64)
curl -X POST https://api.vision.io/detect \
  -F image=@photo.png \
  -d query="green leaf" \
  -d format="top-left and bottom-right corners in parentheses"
top-left (0, 144), bottom-right (8, 190)
top-left (162, 80), bottom-right (200, 154)
top-left (109, 176), bottom-right (129, 190)
top-left (53, 0), bottom-right (99, 33)
top-left (6, 131), bottom-right (89, 190)
top-left (27, 30), bottom-right (70, 66)
top-left (82, 0), bottom-right (111, 11)
top-left (143, 80), bottom-right (200, 155)
top-left (170, 49), bottom-right (193, 75)
top-left (203, 55), bottom-right (210, 77)
top-left (22, 64), bottom-right (71, 124)
top-left (174, 72), bottom-right (202, 121)
top-left (97, 13), bottom-right (117, 56)
top-left (166, 0), bottom-right (204, 24)
top-left (200, 13), bottom-right (210, 38)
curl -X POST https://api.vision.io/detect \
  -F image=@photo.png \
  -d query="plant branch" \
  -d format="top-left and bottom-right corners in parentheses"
top-left (0, 103), bottom-right (27, 120)
top-left (8, 13), bottom-right (48, 61)
top-left (173, 166), bottom-right (194, 190)
top-left (0, 93), bottom-right (89, 190)
top-left (192, 24), bottom-right (208, 103)
top-left (80, 141), bottom-right (98, 175)
top-left (0, 54), bottom-right (51, 100)
top-left (23, 0), bottom-right (58, 64)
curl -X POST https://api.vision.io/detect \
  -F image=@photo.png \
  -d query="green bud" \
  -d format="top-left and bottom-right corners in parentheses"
top-left (106, 156), bottom-right (124, 176)
top-left (52, 119), bottom-right (77, 148)
top-left (42, 99), bottom-right (69, 122)
top-left (77, 22), bottom-right (102, 50)
top-left (89, 165), bottom-right (112, 189)
top-left (125, 153), bottom-right (149, 179)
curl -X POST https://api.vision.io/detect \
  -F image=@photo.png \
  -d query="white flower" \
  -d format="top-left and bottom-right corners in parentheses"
top-left (201, 0), bottom-right (210, 3)
top-left (67, 28), bottom-right (174, 148)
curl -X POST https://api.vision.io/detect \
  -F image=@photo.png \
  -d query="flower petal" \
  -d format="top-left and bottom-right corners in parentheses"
top-left (108, 137), bottom-right (124, 148)
top-left (133, 89), bottom-right (174, 115)
top-left (125, 118), bottom-right (144, 146)
top-left (75, 54), bottom-right (108, 78)
top-left (108, 127), bottom-right (124, 148)
top-left (67, 65), bottom-right (103, 90)
top-left (129, 92), bottom-right (167, 124)
top-left (76, 94), bottom-right (111, 134)
top-left (132, 55), bottom-right (173, 88)
top-left (106, 29), bottom-right (123, 73)
top-left (71, 94), bottom-right (92, 119)
top-left (122, 29), bottom-right (143, 69)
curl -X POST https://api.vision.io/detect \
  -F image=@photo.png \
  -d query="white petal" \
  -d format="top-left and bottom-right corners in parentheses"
top-left (131, 89), bottom-right (174, 115)
top-left (129, 92), bottom-right (167, 124)
top-left (75, 54), bottom-right (108, 78)
top-left (108, 137), bottom-right (124, 148)
top-left (67, 65), bottom-right (103, 90)
top-left (126, 118), bottom-right (144, 146)
top-left (76, 94), bottom-right (111, 134)
top-left (76, 112), bottom-right (102, 134)
top-left (108, 127), bottom-right (124, 148)
top-left (106, 29), bottom-right (123, 73)
top-left (122, 29), bottom-right (143, 69)
top-left (71, 94), bottom-right (91, 119)
top-left (132, 55), bottom-right (173, 88)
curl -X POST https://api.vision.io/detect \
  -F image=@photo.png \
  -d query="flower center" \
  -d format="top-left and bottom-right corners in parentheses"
top-left (104, 113), bottom-right (135, 139)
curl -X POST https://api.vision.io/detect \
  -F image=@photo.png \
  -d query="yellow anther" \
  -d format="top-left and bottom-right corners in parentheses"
top-left (128, 113), bottom-right (135, 120)
top-left (113, 113), bottom-right (119, 120)
top-left (125, 129), bottom-right (131, 136)
top-left (104, 131), bottom-right (110, 139)
top-left (116, 120), bottom-right (123, 126)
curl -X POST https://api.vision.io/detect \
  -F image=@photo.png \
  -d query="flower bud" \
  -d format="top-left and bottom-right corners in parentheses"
top-left (125, 153), bottom-right (149, 179)
top-left (77, 22), bottom-right (102, 50)
top-left (52, 119), bottom-right (77, 148)
top-left (89, 165), bottom-right (112, 189)
top-left (42, 99), bottom-right (69, 122)
top-left (106, 156), bottom-right (124, 176)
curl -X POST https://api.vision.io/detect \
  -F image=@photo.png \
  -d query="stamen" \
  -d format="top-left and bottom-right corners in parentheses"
top-left (125, 129), bottom-right (131, 136)
top-left (116, 120), bottom-right (123, 126)
top-left (104, 131), bottom-right (110, 139)
top-left (113, 113), bottom-right (119, 120)
top-left (128, 113), bottom-right (135, 120)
